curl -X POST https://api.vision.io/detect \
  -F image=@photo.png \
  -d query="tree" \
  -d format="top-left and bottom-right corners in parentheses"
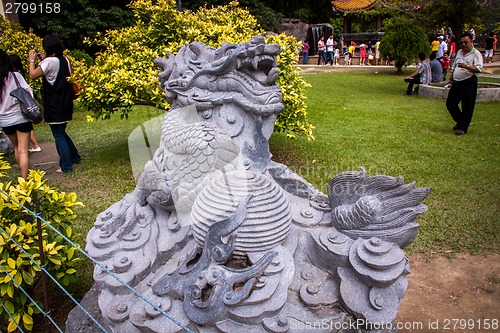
top-left (380, 0), bottom-right (498, 39)
top-left (18, 0), bottom-right (135, 53)
top-left (239, 0), bottom-right (283, 32)
top-left (379, 16), bottom-right (429, 74)
top-left (416, 0), bottom-right (481, 39)
top-left (77, 0), bottom-right (313, 139)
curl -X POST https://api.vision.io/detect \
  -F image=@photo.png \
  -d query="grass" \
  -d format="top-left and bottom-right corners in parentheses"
top-left (270, 68), bottom-right (499, 255)
top-left (4, 68), bottom-right (499, 300)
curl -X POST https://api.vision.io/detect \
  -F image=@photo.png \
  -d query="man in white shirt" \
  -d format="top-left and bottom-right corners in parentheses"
top-left (436, 36), bottom-right (447, 60)
top-left (445, 32), bottom-right (483, 135)
top-left (326, 35), bottom-right (335, 66)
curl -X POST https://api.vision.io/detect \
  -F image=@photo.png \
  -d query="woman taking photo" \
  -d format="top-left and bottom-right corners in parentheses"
top-left (29, 34), bottom-right (80, 173)
top-left (0, 49), bottom-right (32, 179)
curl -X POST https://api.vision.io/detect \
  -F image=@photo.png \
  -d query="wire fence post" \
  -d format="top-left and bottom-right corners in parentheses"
top-left (35, 201), bottom-right (52, 333)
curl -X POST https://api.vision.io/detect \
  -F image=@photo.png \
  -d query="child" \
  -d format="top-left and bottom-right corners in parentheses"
top-left (334, 47), bottom-right (340, 65)
top-left (344, 48), bottom-right (350, 65)
top-left (439, 53), bottom-right (451, 81)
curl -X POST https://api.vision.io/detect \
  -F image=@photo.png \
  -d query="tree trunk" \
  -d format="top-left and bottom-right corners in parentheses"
top-left (395, 60), bottom-right (405, 74)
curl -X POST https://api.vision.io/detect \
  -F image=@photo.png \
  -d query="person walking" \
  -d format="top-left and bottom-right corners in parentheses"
top-left (445, 32), bottom-right (483, 136)
top-left (326, 35), bottom-right (335, 65)
top-left (0, 49), bottom-right (33, 179)
top-left (448, 36), bottom-right (457, 63)
top-left (317, 36), bottom-right (327, 65)
top-left (333, 47), bottom-right (340, 65)
top-left (359, 42), bottom-right (367, 65)
top-left (8, 54), bottom-right (42, 153)
top-left (431, 36), bottom-right (440, 56)
top-left (484, 32), bottom-right (494, 63)
top-left (29, 34), bottom-right (81, 172)
top-left (374, 40), bottom-right (381, 65)
top-left (343, 48), bottom-right (350, 65)
top-left (301, 40), bottom-right (309, 65)
top-left (439, 53), bottom-right (451, 81)
top-left (349, 41), bottom-right (356, 58)
top-left (436, 36), bottom-right (447, 60)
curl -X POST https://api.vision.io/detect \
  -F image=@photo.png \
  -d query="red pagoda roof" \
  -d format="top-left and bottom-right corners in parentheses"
top-left (332, 0), bottom-right (377, 12)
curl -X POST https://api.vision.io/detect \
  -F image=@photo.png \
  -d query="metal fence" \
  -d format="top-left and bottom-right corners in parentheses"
top-left (0, 189), bottom-right (194, 333)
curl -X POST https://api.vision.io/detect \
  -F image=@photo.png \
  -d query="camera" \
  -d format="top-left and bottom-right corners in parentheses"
top-left (35, 52), bottom-right (42, 60)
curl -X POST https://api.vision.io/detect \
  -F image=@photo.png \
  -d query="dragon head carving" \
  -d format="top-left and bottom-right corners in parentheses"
top-left (155, 36), bottom-right (286, 172)
top-left (154, 35), bottom-right (284, 116)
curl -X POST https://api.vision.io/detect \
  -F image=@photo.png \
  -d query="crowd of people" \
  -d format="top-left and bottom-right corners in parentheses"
top-left (303, 38), bottom-right (385, 66)
top-left (0, 33), bottom-right (80, 179)
top-left (301, 26), bottom-right (497, 68)
top-left (403, 26), bottom-right (496, 95)
top-left (300, 28), bottom-right (491, 137)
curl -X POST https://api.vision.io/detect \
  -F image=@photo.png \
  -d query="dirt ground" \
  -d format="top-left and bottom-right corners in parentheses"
top-left (398, 253), bottom-right (500, 333)
top-left (28, 141), bottom-right (500, 333)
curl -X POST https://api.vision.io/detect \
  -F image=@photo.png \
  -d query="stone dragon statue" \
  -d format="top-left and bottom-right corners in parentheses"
top-left (67, 36), bottom-right (430, 333)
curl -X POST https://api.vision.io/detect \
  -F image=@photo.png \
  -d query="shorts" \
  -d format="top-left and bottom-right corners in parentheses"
top-left (485, 49), bottom-right (493, 57)
top-left (2, 122), bottom-right (33, 136)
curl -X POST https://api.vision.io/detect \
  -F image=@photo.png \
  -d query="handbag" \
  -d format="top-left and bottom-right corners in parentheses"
top-left (68, 60), bottom-right (81, 100)
top-left (9, 73), bottom-right (43, 124)
top-left (72, 81), bottom-right (82, 100)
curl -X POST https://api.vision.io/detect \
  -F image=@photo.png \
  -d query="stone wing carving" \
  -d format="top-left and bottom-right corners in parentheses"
top-left (328, 167), bottom-right (430, 248)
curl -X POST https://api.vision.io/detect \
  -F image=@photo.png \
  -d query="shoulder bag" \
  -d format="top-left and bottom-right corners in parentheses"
top-left (9, 73), bottom-right (43, 124)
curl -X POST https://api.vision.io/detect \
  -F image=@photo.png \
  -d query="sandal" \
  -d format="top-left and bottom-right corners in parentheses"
top-left (55, 168), bottom-right (63, 173)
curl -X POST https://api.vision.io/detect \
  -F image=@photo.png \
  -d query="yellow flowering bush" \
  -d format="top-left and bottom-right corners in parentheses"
top-left (79, 0), bottom-right (313, 139)
top-left (0, 17), bottom-right (86, 102)
top-left (0, 17), bottom-right (43, 91)
top-left (0, 157), bottom-right (83, 332)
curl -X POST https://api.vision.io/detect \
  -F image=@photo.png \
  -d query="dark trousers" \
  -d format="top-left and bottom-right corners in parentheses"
top-left (405, 74), bottom-right (421, 95)
top-left (302, 52), bottom-right (309, 64)
top-left (446, 76), bottom-right (478, 132)
top-left (49, 123), bottom-right (81, 172)
top-left (317, 50), bottom-right (327, 65)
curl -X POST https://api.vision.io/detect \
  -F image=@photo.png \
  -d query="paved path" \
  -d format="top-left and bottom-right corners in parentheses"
top-left (28, 141), bottom-right (61, 177)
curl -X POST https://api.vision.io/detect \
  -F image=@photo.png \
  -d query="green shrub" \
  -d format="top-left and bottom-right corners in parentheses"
top-left (0, 158), bottom-right (83, 332)
top-left (379, 16), bottom-right (430, 73)
top-left (67, 49), bottom-right (94, 67)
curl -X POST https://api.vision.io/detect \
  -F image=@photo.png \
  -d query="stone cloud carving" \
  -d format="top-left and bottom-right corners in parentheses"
top-left (68, 36), bottom-right (430, 333)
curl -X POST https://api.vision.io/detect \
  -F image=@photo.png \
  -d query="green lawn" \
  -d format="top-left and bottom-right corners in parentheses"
top-left (6, 69), bottom-right (499, 297)
top-left (270, 68), bottom-right (499, 254)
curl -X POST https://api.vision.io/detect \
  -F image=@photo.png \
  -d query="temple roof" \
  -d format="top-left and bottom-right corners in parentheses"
top-left (331, 0), bottom-right (377, 12)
